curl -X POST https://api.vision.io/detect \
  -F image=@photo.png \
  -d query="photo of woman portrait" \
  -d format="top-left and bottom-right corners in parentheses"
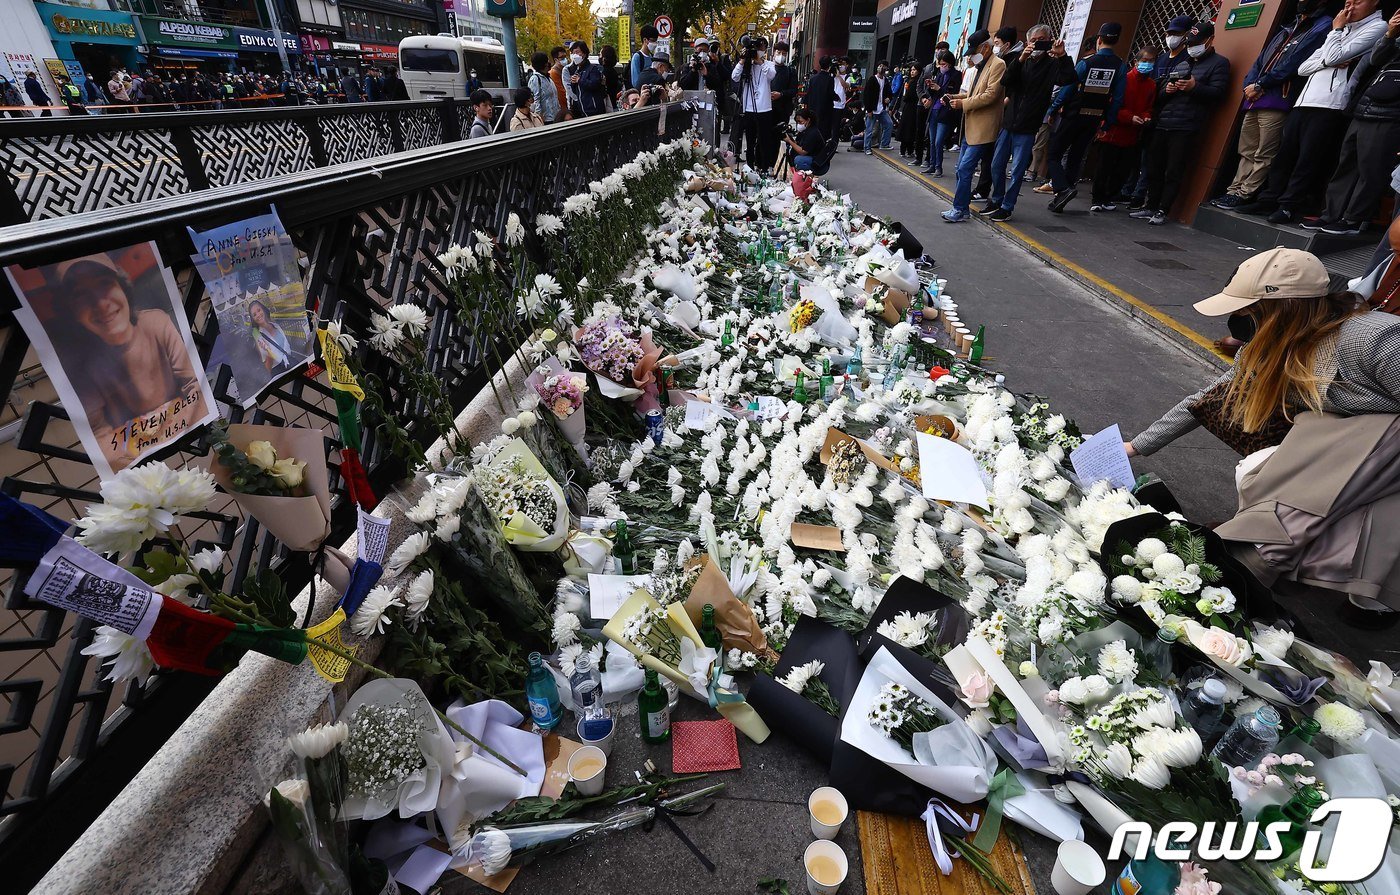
top-left (6, 242), bottom-right (217, 478)
top-left (248, 298), bottom-right (293, 374)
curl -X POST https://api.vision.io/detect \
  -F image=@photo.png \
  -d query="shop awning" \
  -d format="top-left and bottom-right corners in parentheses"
top-left (153, 47), bottom-right (238, 59)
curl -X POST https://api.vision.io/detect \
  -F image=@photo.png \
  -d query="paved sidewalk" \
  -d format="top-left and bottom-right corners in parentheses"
top-left (867, 148), bottom-right (1263, 367)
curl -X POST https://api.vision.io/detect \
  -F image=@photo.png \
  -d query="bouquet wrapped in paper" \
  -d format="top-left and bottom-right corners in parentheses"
top-left (602, 587), bottom-right (769, 742)
top-left (527, 358), bottom-right (588, 463)
top-left (265, 722), bottom-right (352, 895)
top-left (337, 679), bottom-right (456, 821)
top-left (207, 423), bottom-right (331, 552)
top-left (574, 316), bottom-right (666, 413)
top-left (470, 439), bottom-right (569, 553)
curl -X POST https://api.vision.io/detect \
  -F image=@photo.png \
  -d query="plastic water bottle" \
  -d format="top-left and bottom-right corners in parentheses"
top-left (1211, 705), bottom-right (1282, 768)
top-left (569, 654), bottom-right (602, 720)
top-left (1181, 678), bottom-right (1228, 750)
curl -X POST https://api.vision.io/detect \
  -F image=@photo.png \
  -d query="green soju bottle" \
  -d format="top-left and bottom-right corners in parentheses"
top-left (1256, 786), bottom-right (1326, 858)
top-left (524, 651), bottom-right (562, 730)
top-left (639, 668), bottom-right (671, 743)
top-left (969, 325), bottom-right (986, 365)
top-left (820, 357), bottom-right (835, 403)
top-left (700, 603), bottom-right (723, 651)
top-left (793, 368), bottom-right (810, 404)
top-left (721, 318), bottom-right (734, 347)
top-left (613, 520), bottom-right (637, 574)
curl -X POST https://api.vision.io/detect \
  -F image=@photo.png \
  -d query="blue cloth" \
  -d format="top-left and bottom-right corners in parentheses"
top-left (953, 140), bottom-right (992, 212)
top-left (862, 109), bottom-right (893, 149)
top-left (990, 129), bottom-right (1037, 210)
top-left (793, 154), bottom-right (814, 170)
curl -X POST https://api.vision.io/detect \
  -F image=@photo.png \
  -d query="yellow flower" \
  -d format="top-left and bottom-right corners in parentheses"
top-left (245, 440), bottom-right (278, 470)
top-left (270, 457), bottom-right (306, 490)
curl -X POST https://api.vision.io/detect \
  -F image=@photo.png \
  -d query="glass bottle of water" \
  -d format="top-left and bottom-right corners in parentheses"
top-left (570, 654), bottom-right (602, 720)
top-left (1211, 705), bottom-right (1282, 768)
top-left (1181, 678), bottom-right (1228, 750)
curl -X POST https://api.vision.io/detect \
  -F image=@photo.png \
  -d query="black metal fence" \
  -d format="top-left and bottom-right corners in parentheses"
top-left (0, 105), bottom-right (692, 885)
top-left (0, 98), bottom-right (491, 225)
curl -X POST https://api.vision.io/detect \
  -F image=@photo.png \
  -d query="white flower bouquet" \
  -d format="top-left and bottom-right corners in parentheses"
top-left (337, 678), bottom-right (455, 821)
top-left (469, 438), bottom-right (569, 553)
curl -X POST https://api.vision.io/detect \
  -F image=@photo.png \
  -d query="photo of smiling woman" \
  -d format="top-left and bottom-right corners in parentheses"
top-left (6, 242), bottom-right (217, 479)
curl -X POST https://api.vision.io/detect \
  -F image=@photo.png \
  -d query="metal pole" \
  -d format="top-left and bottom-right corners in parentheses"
top-left (501, 17), bottom-right (521, 88)
top-left (266, 0), bottom-right (293, 75)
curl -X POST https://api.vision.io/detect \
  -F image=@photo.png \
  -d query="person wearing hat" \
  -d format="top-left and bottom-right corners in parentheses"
top-left (1120, 15), bottom-right (1195, 207)
top-left (806, 55), bottom-right (837, 140)
top-left (1209, 0), bottom-right (1331, 211)
top-left (632, 24), bottom-right (660, 88)
top-left (1131, 21), bottom-right (1231, 225)
top-left (636, 52), bottom-right (672, 91)
top-left (732, 37), bottom-right (778, 170)
top-left (942, 29), bottom-right (1006, 222)
top-left (1046, 21), bottom-right (1127, 214)
top-left (680, 38), bottom-right (721, 92)
top-left (52, 254), bottom-right (204, 457)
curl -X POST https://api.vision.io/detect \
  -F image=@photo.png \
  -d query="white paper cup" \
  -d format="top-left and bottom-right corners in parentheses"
top-left (1051, 839), bottom-right (1106, 895)
top-left (567, 745), bottom-right (607, 796)
top-left (804, 840), bottom-right (848, 895)
top-left (808, 786), bottom-right (849, 840)
top-left (576, 716), bottom-right (615, 756)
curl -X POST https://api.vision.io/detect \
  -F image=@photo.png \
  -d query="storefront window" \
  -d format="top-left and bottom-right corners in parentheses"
top-left (344, 8), bottom-right (434, 45)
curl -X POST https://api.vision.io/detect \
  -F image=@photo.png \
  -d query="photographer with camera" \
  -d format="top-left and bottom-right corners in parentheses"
top-left (782, 107), bottom-right (826, 171)
top-left (680, 37), bottom-right (722, 92)
top-left (732, 35), bottom-right (779, 172)
top-left (772, 41), bottom-right (799, 124)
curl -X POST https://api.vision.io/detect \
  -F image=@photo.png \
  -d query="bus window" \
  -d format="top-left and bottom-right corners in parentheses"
top-left (402, 48), bottom-right (461, 73)
top-left (464, 49), bottom-right (506, 85)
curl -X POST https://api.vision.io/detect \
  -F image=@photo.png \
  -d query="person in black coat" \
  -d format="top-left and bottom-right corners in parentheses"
top-left (565, 41), bottom-right (608, 116)
top-left (23, 71), bottom-right (52, 117)
top-left (806, 56), bottom-right (837, 140)
top-left (859, 61), bottom-right (894, 152)
top-left (771, 40), bottom-right (799, 124)
top-left (679, 37), bottom-right (722, 92)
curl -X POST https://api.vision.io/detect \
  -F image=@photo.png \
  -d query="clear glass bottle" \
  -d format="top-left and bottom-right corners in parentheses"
top-left (569, 654), bottom-right (602, 720)
top-left (1211, 705), bottom-right (1282, 768)
top-left (525, 651), bottom-right (562, 730)
top-left (847, 343), bottom-right (864, 381)
top-left (638, 668), bottom-right (671, 744)
top-left (1181, 678), bottom-right (1227, 750)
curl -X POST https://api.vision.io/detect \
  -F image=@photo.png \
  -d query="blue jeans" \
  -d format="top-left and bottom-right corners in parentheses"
top-left (929, 120), bottom-right (954, 171)
top-left (990, 130), bottom-right (1036, 211)
top-left (793, 154), bottom-right (814, 171)
top-left (953, 140), bottom-right (992, 213)
top-left (863, 109), bottom-right (893, 149)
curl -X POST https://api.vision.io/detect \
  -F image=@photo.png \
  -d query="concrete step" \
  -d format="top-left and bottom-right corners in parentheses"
top-left (1192, 203), bottom-right (1374, 254)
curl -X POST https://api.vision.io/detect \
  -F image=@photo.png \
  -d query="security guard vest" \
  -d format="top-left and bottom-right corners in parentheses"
top-left (1071, 52), bottom-right (1123, 119)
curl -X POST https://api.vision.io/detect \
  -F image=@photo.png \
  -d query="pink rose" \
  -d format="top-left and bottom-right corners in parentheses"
top-left (960, 671), bottom-right (993, 709)
top-left (552, 396), bottom-right (574, 417)
top-left (1195, 627), bottom-right (1250, 667)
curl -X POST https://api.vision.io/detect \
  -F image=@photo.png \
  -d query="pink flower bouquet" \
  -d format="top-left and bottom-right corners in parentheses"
top-left (528, 358), bottom-right (588, 461)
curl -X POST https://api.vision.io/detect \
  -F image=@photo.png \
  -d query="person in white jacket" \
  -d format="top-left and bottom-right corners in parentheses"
top-left (731, 39), bottom-right (778, 172)
top-left (1238, 0), bottom-right (1388, 223)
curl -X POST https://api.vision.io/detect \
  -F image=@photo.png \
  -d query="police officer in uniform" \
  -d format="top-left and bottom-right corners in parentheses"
top-left (57, 74), bottom-right (86, 115)
top-left (1047, 21), bottom-right (1128, 212)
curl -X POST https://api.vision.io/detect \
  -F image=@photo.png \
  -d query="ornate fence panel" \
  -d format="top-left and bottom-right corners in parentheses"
top-left (0, 106), bottom-right (693, 885)
top-left (0, 99), bottom-right (475, 225)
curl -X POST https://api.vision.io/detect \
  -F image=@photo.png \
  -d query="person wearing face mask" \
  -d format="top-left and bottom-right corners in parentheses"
top-left (565, 41), bottom-right (607, 117)
top-left (732, 38), bottom-right (779, 171)
top-left (980, 23), bottom-right (1074, 221)
top-left (1047, 21), bottom-right (1128, 214)
top-left (680, 38), bottom-right (720, 92)
top-left (466, 68), bottom-right (483, 95)
top-left (783, 107), bottom-right (827, 171)
top-left (1131, 22), bottom-right (1231, 225)
top-left (1210, 0), bottom-right (1332, 211)
top-left (1121, 16), bottom-right (1195, 208)
top-left (807, 55), bottom-right (838, 140)
top-left (632, 25), bottom-right (659, 89)
top-left (942, 30), bottom-right (1006, 222)
top-left (860, 61), bottom-right (894, 154)
top-left (898, 61), bottom-right (928, 164)
top-left (834, 59), bottom-right (851, 135)
top-left (771, 41), bottom-right (799, 126)
top-left (920, 50), bottom-right (963, 176)
top-left (1238, 0), bottom-right (1388, 226)
top-left (992, 26), bottom-right (1023, 61)
top-left (1092, 48), bottom-right (1159, 211)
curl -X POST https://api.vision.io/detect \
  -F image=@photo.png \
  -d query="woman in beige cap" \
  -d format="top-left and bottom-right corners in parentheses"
top-left (1128, 247), bottom-right (1400, 460)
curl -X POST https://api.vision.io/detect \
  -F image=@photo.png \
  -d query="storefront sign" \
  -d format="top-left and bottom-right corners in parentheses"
top-left (850, 16), bottom-right (877, 32)
top-left (300, 33), bottom-right (331, 54)
top-left (139, 16), bottom-right (238, 50)
top-left (361, 43), bottom-right (399, 62)
top-left (233, 28), bottom-right (300, 53)
top-left (891, 0), bottom-right (919, 26)
top-left (1225, 3), bottom-right (1264, 28)
top-left (332, 40), bottom-right (362, 52)
top-left (40, 3), bottom-right (140, 44)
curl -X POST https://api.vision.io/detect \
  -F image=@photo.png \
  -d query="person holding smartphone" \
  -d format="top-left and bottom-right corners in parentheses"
top-left (783, 107), bottom-right (826, 170)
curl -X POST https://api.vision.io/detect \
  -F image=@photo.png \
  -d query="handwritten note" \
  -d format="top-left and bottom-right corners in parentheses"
top-left (684, 399), bottom-right (736, 431)
top-left (755, 396), bottom-right (787, 420)
top-left (587, 573), bottom-right (652, 621)
top-left (1070, 424), bottom-right (1136, 490)
top-left (916, 432), bottom-right (990, 508)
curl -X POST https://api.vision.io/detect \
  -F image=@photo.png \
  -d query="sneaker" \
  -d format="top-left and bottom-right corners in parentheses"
top-left (1235, 200), bottom-right (1275, 216)
top-left (988, 207), bottom-right (1013, 221)
top-left (908, 158), bottom-right (923, 166)
top-left (972, 189), bottom-right (988, 201)
top-left (1033, 182), bottom-right (1054, 195)
top-left (1128, 197), bottom-right (1146, 210)
top-left (941, 209), bottom-right (970, 223)
top-left (1129, 208), bottom-right (1155, 219)
top-left (1322, 219), bottom-right (1363, 235)
top-left (1211, 194), bottom-right (1245, 209)
top-left (1266, 209), bottom-right (1296, 226)
top-left (1090, 202), bottom-right (1118, 213)
top-left (1024, 171), bottom-right (1037, 181)
top-left (865, 149), bottom-right (873, 155)
top-left (977, 201), bottom-right (1001, 215)
top-left (1049, 187), bottom-right (1077, 213)
top-left (920, 165), bottom-right (936, 174)
top-left (1149, 211), bottom-right (1167, 225)
top-left (932, 168), bottom-right (943, 177)
top-left (1299, 218), bottom-right (1329, 231)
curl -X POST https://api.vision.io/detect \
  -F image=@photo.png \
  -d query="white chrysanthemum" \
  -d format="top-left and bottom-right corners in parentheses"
top-left (1135, 538), bottom-right (1168, 564)
top-left (1100, 742), bottom-right (1134, 778)
top-left (1097, 640), bottom-right (1139, 683)
top-left (1111, 575), bottom-right (1143, 603)
top-left (536, 213), bottom-right (564, 235)
top-left (75, 463), bottom-right (218, 555)
top-left (385, 531), bottom-right (430, 577)
top-left (1151, 553), bottom-right (1186, 577)
top-left (324, 320), bottom-right (358, 352)
top-left (1315, 702), bottom-right (1366, 741)
top-left (350, 585), bottom-right (403, 636)
top-left (505, 213), bottom-right (525, 246)
top-left (534, 273), bottom-right (562, 298)
top-left (368, 313), bottom-right (402, 353)
top-left (405, 570), bottom-right (434, 620)
top-left (288, 721), bottom-right (348, 759)
top-left (778, 659), bottom-right (825, 694)
top-left (552, 610), bottom-right (582, 646)
top-left (1129, 756), bottom-right (1171, 789)
top-left (81, 625), bottom-right (156, 685)
top-left (1253, 625), bottom-right (1294, 658)
top-left (387, 303), bottom-right (429, 337)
